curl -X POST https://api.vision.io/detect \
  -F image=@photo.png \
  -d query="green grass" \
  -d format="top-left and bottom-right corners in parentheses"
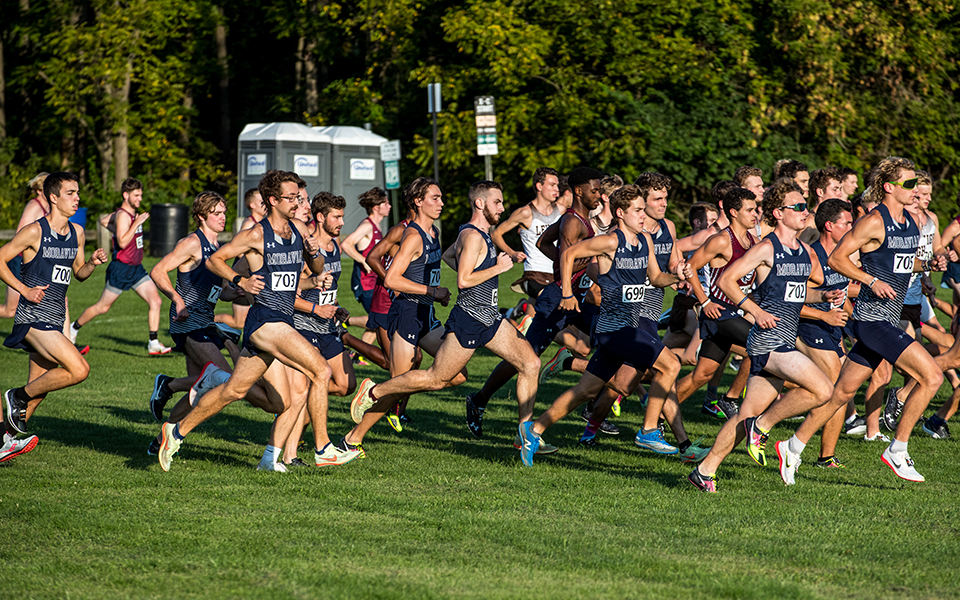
top-left (1, 254), bottom-right (959, 599)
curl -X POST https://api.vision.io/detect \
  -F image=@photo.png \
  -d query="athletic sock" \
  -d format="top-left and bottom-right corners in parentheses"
top-left (818, 454), bottom-right (834, 462)
top-left (641, 427), bottom-right (657, 435)
top-left (561, 357), bottom-right (575, 371)
top-left (845, 413), bottom-right (859, 425)
top-left (706, 385), bottom-right (718, 401)
top-left (14, 387), bottom-right (31, 404)
top-left (584, 419), bottom-right (602, 438)
top-left (787, 435), bottom-right (806, 455)
top-left (262, 445), bottom-right (280, 463)
top-left (678, 440), bottom-right (692, 453)
top-left (71, 320), bottom-right (82, 331)
top-left (890, 438), bottom-right (908, 453)
top-left (149, 331), bottom-right (158, 341)
top-left (172, 424), bottom-right (185, 441)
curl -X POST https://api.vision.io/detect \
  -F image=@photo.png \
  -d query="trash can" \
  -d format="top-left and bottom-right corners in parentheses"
top-left (149, 203), bottom-right (189, 257)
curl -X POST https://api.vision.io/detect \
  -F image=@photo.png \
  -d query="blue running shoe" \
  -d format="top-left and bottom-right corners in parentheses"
top-left (518, 421), bottom-right (540, 467)
top-left (634, 428), bottom-right (678, 455)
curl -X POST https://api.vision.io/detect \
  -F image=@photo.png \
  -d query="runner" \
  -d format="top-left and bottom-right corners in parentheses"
top-left (343, 187), bottom-right (389, 346)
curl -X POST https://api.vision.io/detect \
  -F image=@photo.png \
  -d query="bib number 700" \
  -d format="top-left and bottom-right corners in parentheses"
top-left (429, 269), bottom-right (441, 286)
top-left (893, 253), bottom-right (914, 274)
top-left (51, 264), bottom-right (72, 285)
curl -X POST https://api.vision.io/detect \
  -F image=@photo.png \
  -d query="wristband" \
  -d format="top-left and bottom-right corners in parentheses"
top-left (311, 302), bottom-right (317, 315)
top-left (867, 277), bottom-right (878, 289)
top-left (562, 294), bottom-right (574, 300)
top-left (701, 299), bottom-right (712, 307)
top-left (737, 295), bottom-right (748, 308)
top-left (311, 249), bottom-right (322, 259)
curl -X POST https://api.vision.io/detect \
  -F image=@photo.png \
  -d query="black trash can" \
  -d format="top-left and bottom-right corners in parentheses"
top-left (149, 203), bottom-right (189, 257)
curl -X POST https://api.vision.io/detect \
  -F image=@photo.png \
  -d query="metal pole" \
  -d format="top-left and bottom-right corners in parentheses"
top-left (432, 111), bottom-right (439, 183)
top-left (484, 155), bottom-right (493, 181)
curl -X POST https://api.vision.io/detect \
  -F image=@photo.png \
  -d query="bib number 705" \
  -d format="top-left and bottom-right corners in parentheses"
top-left (893, 253), bottom-right (914, 274)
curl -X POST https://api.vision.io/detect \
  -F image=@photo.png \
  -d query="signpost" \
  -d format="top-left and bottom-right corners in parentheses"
top-left (475, 96), bottom-right (497, 180)
top-left (428, 83), bottom-right (441, 184)
top-left (380, 139), bottom-right (402, 224)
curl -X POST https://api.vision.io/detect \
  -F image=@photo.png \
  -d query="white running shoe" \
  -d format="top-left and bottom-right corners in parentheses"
top-left (315, 442), bottom-right (361, 466)
top-left (189, 362), bottom-right (231, 406)
top-left (881, 446), bottom-right (924, 482)
top-left (0, 434), bottom-right (38, 463)
top-left (350, 378), bottom-right (376, 424)
top-left (158, 422), bottom-right (182, 472)
top-left (512, 434), bottom-right (559, 455)
top-left (148, 339), bottom-right (172, 356)
top-left (774, 440), bottom-right (801, 486)
top-left (256, 459), bottom-right (288, 473)
top-left (864, 432), bottom-right (891, 443)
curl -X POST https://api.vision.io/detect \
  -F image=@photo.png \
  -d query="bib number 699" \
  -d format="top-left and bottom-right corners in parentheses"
top-left (622, 284), bottom-right (644, 303)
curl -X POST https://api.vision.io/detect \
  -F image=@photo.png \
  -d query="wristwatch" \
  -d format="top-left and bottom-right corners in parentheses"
top-left (232, 275), bottom-right (243, 286)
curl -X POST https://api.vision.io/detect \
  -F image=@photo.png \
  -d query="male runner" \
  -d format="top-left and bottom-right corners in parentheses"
top-left (157, 169), bottom-right (360, 471)
top-left (774, 157), bottom-right (946, 483)
top-left (799, 167), bottom-right (844, 244)
top-left (734, 166), bottom-right (765, 200)
top-left (343, 187), bottom-right (390, 345)
top-left (689, 178), bottom-right (836, 491)
top-left (344, 181), bottom-right (541, 453)
top-left (0, 172), bottom-right (108, 462)
top-left (1, 172), bottom-right (50, 320)
top-left (465, 167), bottom-right (603, 438)
top-left (216, 187), bottom-right (265, 330)
top-left (517, 184), bottom-right (691, 466)
top-left (70, 177), bottom-right (171, 354)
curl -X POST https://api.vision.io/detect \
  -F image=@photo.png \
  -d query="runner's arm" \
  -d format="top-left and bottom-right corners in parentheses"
top-left (457, 228), bottom-right (513, 289)
top-left (366, 222), bottom-right (405, 280)
top-left (490, 205), bottom-right (530, 261)
top-left (341, 220), bottom-right (373, 272)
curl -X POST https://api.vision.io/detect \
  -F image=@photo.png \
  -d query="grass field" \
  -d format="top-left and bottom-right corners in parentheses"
top-left (1, 253), bottom-right (959, 600)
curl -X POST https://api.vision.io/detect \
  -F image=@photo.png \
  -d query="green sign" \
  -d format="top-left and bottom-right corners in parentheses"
top-left (384, 160), bottom-right (400, 190)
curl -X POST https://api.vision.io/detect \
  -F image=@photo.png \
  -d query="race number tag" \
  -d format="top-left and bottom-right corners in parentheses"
top-left (318, 289), bottom-right (338, 305)
top-left (580, 275), bottom-right (593, 289)
top-left (893, 253), bottom-right (914, 274)
top-left (207, 285), bottom-right (222, 304)
top-left (51, 264), bottom-right (71, 285)
top-left (271, 271), bottom-right (297, 291)
top-left (491, 287), bottom-right (499, 306)
top-left (622, 284), bottom-right (645, 303)
top-left (784, 281), bottom-right (806, 303)
top-left (429, 269), bottom-right (441, 286)
top-left (136, 235), bottom-right (144, 249)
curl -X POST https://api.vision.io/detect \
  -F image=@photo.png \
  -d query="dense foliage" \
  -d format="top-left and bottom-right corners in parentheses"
top-left (2, 0), bottom-right (959, 235)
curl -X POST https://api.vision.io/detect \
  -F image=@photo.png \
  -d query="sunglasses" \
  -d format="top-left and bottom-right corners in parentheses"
top-left (888, 178), bottom-right (919, 190)
top-left (778, 202), bottom-right (808, 212)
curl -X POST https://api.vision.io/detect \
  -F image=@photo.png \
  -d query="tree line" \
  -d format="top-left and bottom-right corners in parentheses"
top-left (2, 0), bottom-right (959, 236)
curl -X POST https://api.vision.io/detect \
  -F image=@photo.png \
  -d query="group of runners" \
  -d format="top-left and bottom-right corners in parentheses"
top-left (2, 158), bottom-right (957, 493)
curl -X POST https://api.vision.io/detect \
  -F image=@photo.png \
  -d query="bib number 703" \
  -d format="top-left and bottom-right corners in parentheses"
top-left (272, 271), bottom-right (297, 291)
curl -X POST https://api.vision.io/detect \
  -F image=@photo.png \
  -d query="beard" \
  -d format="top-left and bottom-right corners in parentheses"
top-left (482, 205), bottom-right (501, 226)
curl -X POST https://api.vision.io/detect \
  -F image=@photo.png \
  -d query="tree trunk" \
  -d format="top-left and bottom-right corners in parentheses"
top-left (295, 36), bottom-right (305, 116)
top-left (180, 89), bottom-right (193, 183)
top-left (112, 59), bottom-right (132, 190)
top-left (304, 37), bottom-right (318, 114)
top-left (214, 5), bottom-right (230, 154)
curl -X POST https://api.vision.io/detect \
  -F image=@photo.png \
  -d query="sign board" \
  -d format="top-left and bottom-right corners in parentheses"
top-left (349, 158), bottom-right (377, 180)
top-left (384, 160), bottom-right (400, 190)
top-left (380, 140), bottom-right (401, 162)
top-left (475, 115), bottom-right (497, 127)
top-left (475, 96), bottom-right (498, 156)
top-left (474, 96), bottom-right (495, 115)
top-left (246, 154), bottom-right (267, 176)
top-left (428, 83), bottom-right (442, 113)
top-left (293, 154), bottom-right (320, 177)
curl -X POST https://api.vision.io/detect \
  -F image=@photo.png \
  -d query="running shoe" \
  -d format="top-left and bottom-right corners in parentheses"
top-left (679, 439), bottom-right (711, 463)
top-left (518, 421), bottom-right (540, 467)
top-left (688, 467), bottom-right (718, 493)
top-left (882, 387), bottom-right (904, 431)
top-left (214, 322), bottom-right (242, 345)
top-left (774, 440), bottom-right (801, 485)
top-left (386, 405), bottom-right (403, 433)
top-left (0, 434), bottom-right (38, 463)
top-left (744, 416), bottom-right (770, 467)
top-left (148, 339), bottom-right (172, 356)
top-left (578, 435), bottom-right (599, 448)
top-left (147, 438), bottom-right (161, 456)
top-left (3, 389), bottom-right (28, 435)
top-left (517, 314), bottom-right (533, 336)
top-left (881, 445), bottom-right (924, 482)
top-left (716, 396), bottom-right (740, 420)
top-left (76, 344), bottom-right (90, 356)
top-left (581, 407), bottom-right (620, 435)
top-left (728, 356), bottom-right (743, 372)
top-left (843, 415), bottom-right (867, 436)
top-left (611, 394), bottom-right (623, 418)
top-left (352, 352), bottom-right (371, 367)
top-left (158, 422), bottom-right (182, 472)
top-left (150, 374), bottom-right (175, 422)
top-left (814, 456), bottom-right (845, 468)
top-left (285, 457), bottom-right (310, 468)
top-left (350, 378), bottom-right (377, 424)
top-left (639, 392), bottom-right (648, 409)
top-left (189, 362), bottom-right (231, 406)
top-left (700, 397), bottom-right (721, 418)
top-left (921, 416), bottom-right (950, 439)
top-left (256, 459), bottom-right (288, 472)
top-left (864, 431), bottom-right (891, 443)
top-left (335, 436), bottom-right (366, 459)
top-left (315, 442), bottom-right (361, 466)
top-left (634, 429), bottom-right (679, 455)
top-left (465, 393), bottom-right (484, 438)
top-left (513, 434), bottom-right (558, 454)
top-left (539, 347), bottom-right (572, 384)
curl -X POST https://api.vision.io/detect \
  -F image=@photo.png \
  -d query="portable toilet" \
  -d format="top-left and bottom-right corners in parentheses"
top-left (236, 122), bottom-right (333, 229)
top-left (317, 126), bottom-right (389, 234)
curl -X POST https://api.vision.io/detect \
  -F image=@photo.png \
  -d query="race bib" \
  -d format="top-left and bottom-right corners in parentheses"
top-left (207, 285), bottom-right (222, 304)
top-left (784, 281), bottom-right (806, 303)
top-left (271, 271), bottom-right (297, 291)
top-left (429, 269), bottom-right (441, 286)
top-left (52, 264), bottom-right (71, 285)
top-left (893, 253), bottom-right (914, 274)
top-left (491, 287), bottom-right (499, 306)
top-left (622, 284), bottom-right (645, 303)
top-left (580, 275), bottom-right (593, 289)
top-left (136, 236), bottom-right (144, 249)
top-left (317, 288), bottom-right (338, 305)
